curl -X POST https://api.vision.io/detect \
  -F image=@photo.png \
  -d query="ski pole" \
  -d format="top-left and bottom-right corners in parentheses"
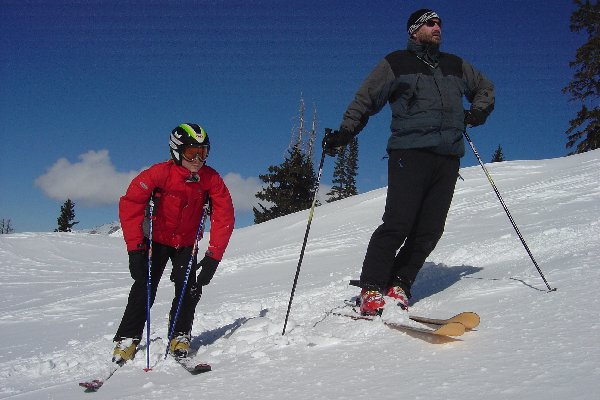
top-left (164, 203), bottom-right (209, 360)
top-left (282, 133), bottom-right (329, 335)
top-left (144, 198), bottom-right (155, 372)
top-left (463, 129), bottom-right (556, 292)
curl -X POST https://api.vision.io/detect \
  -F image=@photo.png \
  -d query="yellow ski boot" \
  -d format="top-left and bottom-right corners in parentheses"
top-left (169, 333), bottom-right (191, 358)
top-left (112, 338), bottom-right (139, 364)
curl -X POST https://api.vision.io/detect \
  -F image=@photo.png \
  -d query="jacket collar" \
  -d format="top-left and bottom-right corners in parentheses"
top-left (407, 39), bottom-right (440, 68)
top-left (168, 159), bottom-right (203, 182)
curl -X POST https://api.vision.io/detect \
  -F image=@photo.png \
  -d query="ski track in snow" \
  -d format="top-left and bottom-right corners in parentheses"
top-left (1, 151), bottom-right (599, 399)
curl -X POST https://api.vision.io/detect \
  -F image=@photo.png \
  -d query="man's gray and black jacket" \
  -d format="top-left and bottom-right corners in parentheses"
top-left (341, 39), bottom-right (495, 157)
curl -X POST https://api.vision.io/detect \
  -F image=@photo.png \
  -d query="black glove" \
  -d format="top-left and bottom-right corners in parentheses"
top-left (464, 108), bottom-right (487, 127)
top-left (128, 249), bottom-right (148, 281)
top-left (196, 256), bottom-right (220, 286)
top-left (322, 128), bottom-right (354, 157)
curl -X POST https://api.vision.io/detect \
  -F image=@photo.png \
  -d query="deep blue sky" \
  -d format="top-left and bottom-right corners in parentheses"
top-left (1, 0), bottom-right (582, 232)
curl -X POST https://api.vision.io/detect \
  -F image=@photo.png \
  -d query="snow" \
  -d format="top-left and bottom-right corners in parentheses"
top-left (1, 150), bottom-right (599, 399)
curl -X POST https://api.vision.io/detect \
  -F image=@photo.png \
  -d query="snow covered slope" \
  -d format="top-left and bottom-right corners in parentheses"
top-left (1, 150), bottom-right (599, 399)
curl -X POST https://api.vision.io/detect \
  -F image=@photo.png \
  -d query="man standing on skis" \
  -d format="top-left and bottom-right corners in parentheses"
top-left (323, 9), bottom-right (494, 315)
top-left (112, 123), bottom-right (234, 363)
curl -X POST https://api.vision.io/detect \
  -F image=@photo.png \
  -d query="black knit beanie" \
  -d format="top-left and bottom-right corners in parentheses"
top-left (407, 9), bottom-right (441, 35)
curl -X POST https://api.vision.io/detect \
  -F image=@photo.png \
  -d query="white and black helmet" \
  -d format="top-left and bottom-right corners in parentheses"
top-left (169, 123), bottom-right (210, 165)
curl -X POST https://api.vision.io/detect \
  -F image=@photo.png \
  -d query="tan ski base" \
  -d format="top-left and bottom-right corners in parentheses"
top-left (410, 312), bottom-right (480, 330)
top-left (384, 321), bottom-right (464, 344)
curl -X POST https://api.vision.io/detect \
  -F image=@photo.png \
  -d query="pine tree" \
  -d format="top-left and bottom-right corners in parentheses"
top-left (306, 104), bottom-right (317, 161)
top-left (253, 144), bottom-right (317, 224)
top-left (562, 0), bottom-right (600, 153)
top-left (288, 95), bottom-right (317, 160)
top-left (326, 145), bottom-right (347, 202)
top-left (345, 137), bottom-right (359, 197)
top-left (326, 137), bottom-right (359, 202)
top-left (55, 199), bottom-right (79, 232)
top-left (491, 144), bottom-right (505, 163)
top-left (0, 218), bottom-right (14, 234)
top-left (254, 97), bottom-right (320, 224)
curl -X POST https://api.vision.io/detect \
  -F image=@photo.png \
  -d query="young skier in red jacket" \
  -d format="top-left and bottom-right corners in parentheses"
top-left (112, 123), bottom-right (234, 363)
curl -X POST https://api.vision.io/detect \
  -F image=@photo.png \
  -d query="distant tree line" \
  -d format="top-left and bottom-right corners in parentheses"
top-left (2, 199), bottom-right (79, 234)
top-left (0, 218), bottom-right (14, 234)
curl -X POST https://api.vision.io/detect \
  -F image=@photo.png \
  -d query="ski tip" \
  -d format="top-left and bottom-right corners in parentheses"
top-left (187, 363), bottom-right (212, 374)
top-left (432, 321), bottom-right (465, 337)
top-left (453, 312), bottom-right (481, 329)
top-left (195, 363), bottom-right (212, 373)
top-left (409, 311), bottom-right (481, 330)
top-left (79, 380), bottom-right (103, 391)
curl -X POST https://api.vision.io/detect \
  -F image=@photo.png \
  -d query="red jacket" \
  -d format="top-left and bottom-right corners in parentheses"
top-left (119, 160), bottom-right (234, 260)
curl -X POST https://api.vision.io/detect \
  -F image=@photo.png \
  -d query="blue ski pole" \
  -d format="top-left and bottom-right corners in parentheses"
top-left (164, 203), bottom-right (209, 359)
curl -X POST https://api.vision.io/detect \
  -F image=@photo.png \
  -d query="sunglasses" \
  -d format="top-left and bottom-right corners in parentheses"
top-left (182, 146), bottom-right (209, 162)
top-left (424, 19), bottom-right (442, 28)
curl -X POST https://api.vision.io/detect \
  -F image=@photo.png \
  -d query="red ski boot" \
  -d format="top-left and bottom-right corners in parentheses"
top-left (386, 286), bottom-right (409, 311)
top-left (359, 289), bottom-right (385, 316)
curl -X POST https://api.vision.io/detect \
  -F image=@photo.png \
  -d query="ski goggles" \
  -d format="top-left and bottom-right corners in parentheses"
top-left (181, 146), bottom-right (209, 162)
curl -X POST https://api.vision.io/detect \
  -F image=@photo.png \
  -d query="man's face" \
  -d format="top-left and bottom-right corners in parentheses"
top-left (412, 18), bottom-right (442, 46)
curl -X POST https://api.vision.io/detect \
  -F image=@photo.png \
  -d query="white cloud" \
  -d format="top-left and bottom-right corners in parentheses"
top-left (35, 150), bottom-right (140, 206)
top-left (35, 152), bottom-right (327, 214)
top-left (223, 172), bottom-right (264, 212)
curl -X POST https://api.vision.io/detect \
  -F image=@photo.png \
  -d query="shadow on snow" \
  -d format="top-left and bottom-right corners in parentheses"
top-left (411, 262), bottom-right (483, 304)
top-left (191, 308), bottom-right (269, 349)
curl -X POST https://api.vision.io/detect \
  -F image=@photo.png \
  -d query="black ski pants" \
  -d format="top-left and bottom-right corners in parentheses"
top-left (114, 242), bottom-right (202, 341)
top-left (360, 149), bottom-right (459, 297)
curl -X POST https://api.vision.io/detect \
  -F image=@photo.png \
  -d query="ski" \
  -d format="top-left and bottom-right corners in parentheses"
top-left (79, 362), bottom-right (121, 392)
top-left (333, 310), bottom-right (465, 336)
top-left (346, 281), bottom-right (480, 331)
top-left (171, 346), bottom-right (212, 374)
top-left (410, 312), bottom-right (480, 330)
top-left (175, 357), bottom-right (212, 374)
top-left (79, 357), bottom-right (211, 391)
top-left (332, 310), bottom-right (465, 344)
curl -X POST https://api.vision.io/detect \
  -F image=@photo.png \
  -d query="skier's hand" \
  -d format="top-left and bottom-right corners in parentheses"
top-left (127, 249), bottom-right (147, 281)
top-left (464, 108), bottom-right (487, 127)
top-left (197, 256), bottom-right (220, 286)
top-left (322, 128), bottom-right (354, 157)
